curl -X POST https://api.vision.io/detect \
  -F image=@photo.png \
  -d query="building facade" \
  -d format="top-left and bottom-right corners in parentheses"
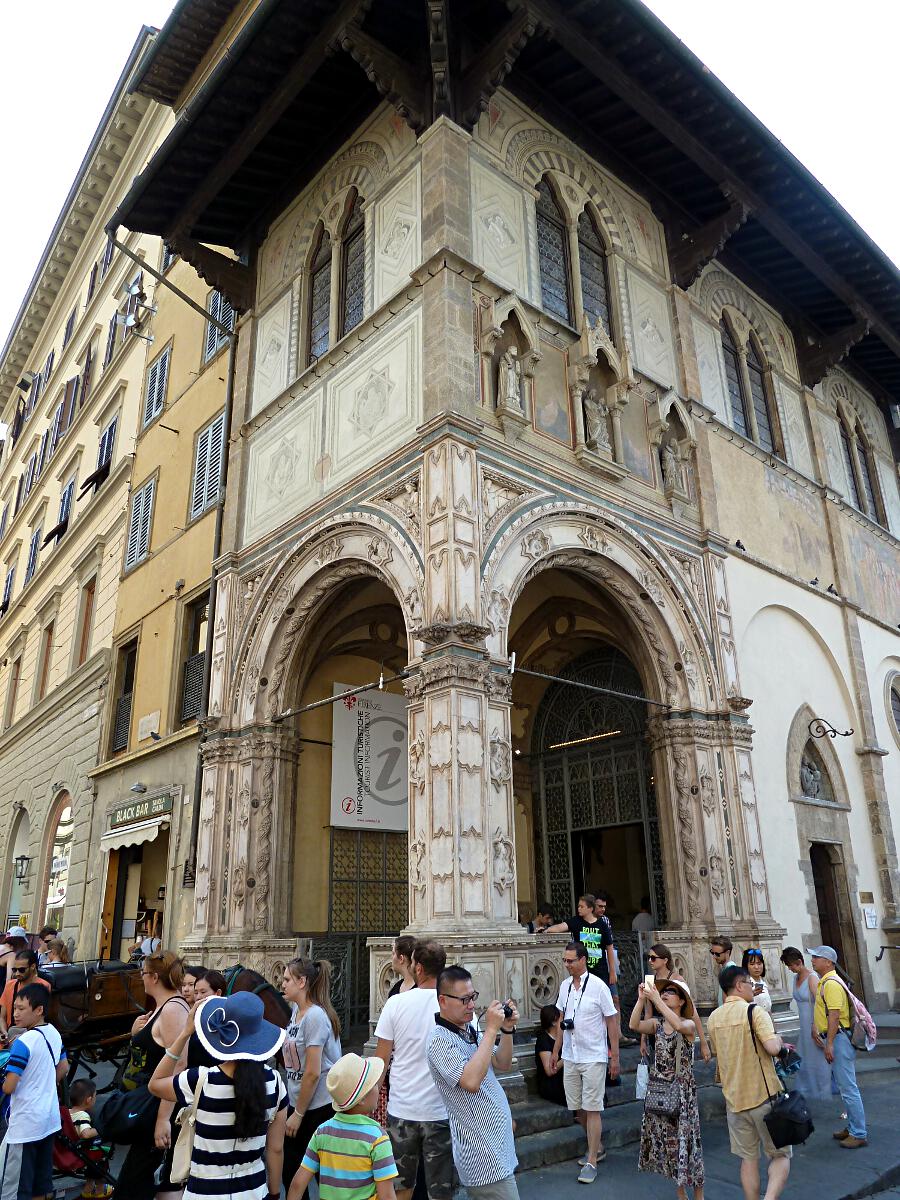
top-left (106, 0), bottom-right (899, 1019)
top-left (0, 32), bottom-right (166, 951)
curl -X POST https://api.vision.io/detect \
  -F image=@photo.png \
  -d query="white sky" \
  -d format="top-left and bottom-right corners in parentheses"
top-left (1, 0), bottom-right (898, 350)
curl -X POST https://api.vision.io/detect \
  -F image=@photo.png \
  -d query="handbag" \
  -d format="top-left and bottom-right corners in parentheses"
top-left (635, 1056), bottom-right (649, 1101)
top-left (96, 1082), bottom-right (160, 1144)
top-left (170, 1067), bottom-right (209, 1184)
top-left (643, 1025), bottom-right (684, 1119)
top-left (746, 1004), bottom-right (814, 1148)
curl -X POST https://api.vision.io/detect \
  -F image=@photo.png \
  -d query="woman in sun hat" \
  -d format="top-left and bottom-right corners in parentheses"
top-left (287, 1053), bottom-right (398, 1200)
top-left (630, 978), bottom-right (705, 1200)
top-left (149, 992), bottom-right (287, 1200)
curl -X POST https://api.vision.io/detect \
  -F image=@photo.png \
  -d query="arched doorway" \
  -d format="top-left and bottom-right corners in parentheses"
top-left (4, 810), bottom-right (31, 928)
top-left (286, 575), bottom-right (410, 1032)
top-left (532, 646), bottom-right (664, 926)
top-left (40, 795), bottom-right (73, 932)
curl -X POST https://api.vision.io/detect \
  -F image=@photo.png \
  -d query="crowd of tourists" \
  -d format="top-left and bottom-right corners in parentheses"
top-left (0, 911), bottom-right (877, 1200)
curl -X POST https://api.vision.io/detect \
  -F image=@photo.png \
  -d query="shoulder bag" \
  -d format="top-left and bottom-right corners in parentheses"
top-left (643, 1022), bottom-right (684, 1120)
top-left (746, 1003), bottom-right (814, 1148)
top-left (170, 1066), bottom-right (210, 1185)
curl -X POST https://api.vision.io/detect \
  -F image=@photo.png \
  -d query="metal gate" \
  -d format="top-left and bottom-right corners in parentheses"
top-left (532, 647), bottom-right (667, 926)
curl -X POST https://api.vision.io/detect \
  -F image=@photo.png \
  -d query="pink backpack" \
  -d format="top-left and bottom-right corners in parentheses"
top-left (820, 975), bottom-right (877, 1052)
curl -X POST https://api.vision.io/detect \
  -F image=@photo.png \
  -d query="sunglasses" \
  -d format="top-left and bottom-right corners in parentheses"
top-left (647, 954), bottom-right (661, 962)
top-left (10, 967), bottom-right (28, 974)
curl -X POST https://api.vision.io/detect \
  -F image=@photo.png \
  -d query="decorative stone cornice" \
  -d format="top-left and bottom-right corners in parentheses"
top-left (416, 621), bottom-right (490, 648)
top-left (404, 655), bottom-right (490, 698)
top-left (646, 712), bottom-right (755, 751)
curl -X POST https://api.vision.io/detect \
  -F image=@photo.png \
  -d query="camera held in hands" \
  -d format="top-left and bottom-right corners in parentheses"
top-left (560, 1017), bottom-right (575, 1030)
top-left (503, 1003), bottom-right (514, 1020)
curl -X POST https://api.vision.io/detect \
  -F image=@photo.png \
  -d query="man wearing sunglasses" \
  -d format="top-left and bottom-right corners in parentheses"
top-left (710, 936), bottom-right (737, 1005)
top-left (0, 951), bottom-right (51, 1039)
top-left (427, 966), bottom-right (520, 1200)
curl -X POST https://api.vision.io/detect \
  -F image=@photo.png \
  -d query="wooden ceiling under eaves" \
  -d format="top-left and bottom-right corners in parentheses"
top-left (120, 0), bottom-right (900, 408)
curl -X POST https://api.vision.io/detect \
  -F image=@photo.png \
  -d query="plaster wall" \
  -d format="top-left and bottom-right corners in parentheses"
top-left (730, 555), bottom-right (895, 999)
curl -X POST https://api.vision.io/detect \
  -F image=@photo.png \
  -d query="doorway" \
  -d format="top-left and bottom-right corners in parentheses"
top-left (809, 842), bottom-right (862, 989)
top-left (572, 823), bottom-right (651, 914)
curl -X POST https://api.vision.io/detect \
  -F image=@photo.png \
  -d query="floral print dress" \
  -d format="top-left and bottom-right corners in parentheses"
top-left (638, 1017), bottom-right (704, 1188)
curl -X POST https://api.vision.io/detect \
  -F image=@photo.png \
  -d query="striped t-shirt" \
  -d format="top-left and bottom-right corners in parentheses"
top-left (173, 1065), bottom-right (287, 1200)
top-left (301, 1113), bottom-right (398, 1200)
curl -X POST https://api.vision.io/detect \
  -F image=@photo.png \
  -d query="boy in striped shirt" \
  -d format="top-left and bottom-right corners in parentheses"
top-left (288, 1052), bottom-right (398, 1200)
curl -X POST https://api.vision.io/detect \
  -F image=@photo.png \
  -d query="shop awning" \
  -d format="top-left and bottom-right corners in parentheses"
top-left (100, 817), bottom-right (170, 853)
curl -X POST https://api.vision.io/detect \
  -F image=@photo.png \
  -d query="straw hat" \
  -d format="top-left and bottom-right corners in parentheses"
top-left (655, 978), bottom-right (697, 1022)
top-left (326, 1053), bottom-right (385, 1112)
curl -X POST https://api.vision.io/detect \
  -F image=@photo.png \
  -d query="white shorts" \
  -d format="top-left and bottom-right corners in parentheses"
top-left (563, 1060), bottom-right (606, 1112)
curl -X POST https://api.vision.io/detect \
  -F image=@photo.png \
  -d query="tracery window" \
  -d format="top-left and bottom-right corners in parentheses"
top-left (340, 192), bottom-right (365, 338)
top-left (855, 426), bottom-right (880, 522)
top-left (577, 210), bottom-right (611, 334)
top-left (719, 318), bottom-right (781, 453)
top-left (536, 179), bottom-right (572, 324)
top-left (720, 319), bottom-right (749, 438)
top-left (839, 419), bottom-right (862, 510)
top-left (307, 224), bottom-right (332, 363)
top-left (838, 412), bottom-right (882, 524)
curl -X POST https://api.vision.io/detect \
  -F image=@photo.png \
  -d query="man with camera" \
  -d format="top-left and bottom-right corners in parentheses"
top-left (427, 966), bottom-right (520, 1200)
top-left (551, 941), bottom-right (619, 1185)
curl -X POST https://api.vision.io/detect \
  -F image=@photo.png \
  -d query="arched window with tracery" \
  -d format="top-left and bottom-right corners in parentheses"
top-left (839, 417), bottom-right (863, 510)
top-left (340, 191), bottom-right (365, 338)
top-left (855, 424), bottom-right (881, 523)
top-left (577, 209), bottom-right (611, 335)
top-left (536, 178), bottom-right (572, 324)
top-left (720, 319), bottom-right (749, 438)
top-left (307, 223), bottom-right (332, 363)
top-left (746, 336), bottom-right (775, 453)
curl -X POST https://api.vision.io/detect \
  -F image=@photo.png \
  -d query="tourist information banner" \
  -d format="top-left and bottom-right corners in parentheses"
top-left (330, 682), bottom-right (409, 830)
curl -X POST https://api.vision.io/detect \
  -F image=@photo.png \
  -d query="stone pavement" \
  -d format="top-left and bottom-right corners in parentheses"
top-left (516, 1072), bottom-right (900, 1200)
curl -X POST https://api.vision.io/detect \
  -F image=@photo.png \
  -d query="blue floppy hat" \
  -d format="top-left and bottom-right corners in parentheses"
top-left (195, 992), bottom-right (286, 1062)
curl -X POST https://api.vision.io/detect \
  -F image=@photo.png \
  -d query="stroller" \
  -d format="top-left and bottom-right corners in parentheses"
top-left (53, 1105), bottom-right (117, 1197)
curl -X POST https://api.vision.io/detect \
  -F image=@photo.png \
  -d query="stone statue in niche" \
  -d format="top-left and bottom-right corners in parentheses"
top-left (800, 758), bottom-right (821, 798)
top-left (661, 440), bottom-right (680, 491)
top-left (498, 348), bottom-right (523, 412)
top-left (492, 828), bottom-right (516, 894)
top-left (582, 387), bottom-right (611, 451)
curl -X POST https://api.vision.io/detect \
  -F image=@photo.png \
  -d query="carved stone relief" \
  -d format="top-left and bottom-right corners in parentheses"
top-left (691, 315), bottom-right (729, 422)
top-left (251, 290), bottom-right (292, 418)
top-left (624, 266), bottom-right (676, 387)
top-left (373, 162), bottom-right (421, 307)
top-left (470, 158), bottom-right (528, 294)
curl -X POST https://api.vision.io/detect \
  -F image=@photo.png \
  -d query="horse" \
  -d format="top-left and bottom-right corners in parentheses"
top-left (221, 964), bottom-right (292, 1028)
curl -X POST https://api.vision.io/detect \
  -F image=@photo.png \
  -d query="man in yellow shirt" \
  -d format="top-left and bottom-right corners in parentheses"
top-left (807, 946), bottom-right (867, 1148)
top-left (707, 965), bottom-right (791, 1200)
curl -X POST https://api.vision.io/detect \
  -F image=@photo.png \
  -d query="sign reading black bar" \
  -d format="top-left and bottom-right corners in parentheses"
top-left (111, 793), bottom-right (173, 829)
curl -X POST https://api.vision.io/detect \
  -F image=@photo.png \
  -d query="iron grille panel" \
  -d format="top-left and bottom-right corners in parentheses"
top-left (181, 651), bottom-right (206, 722)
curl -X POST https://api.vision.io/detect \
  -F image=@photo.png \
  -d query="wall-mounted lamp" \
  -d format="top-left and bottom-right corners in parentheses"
top-left (14, 855), bottom-right (30, 883)
top-left (808, 718), bottom-right (854, 740)
top-left (130, 782), bottom-right (147, 794)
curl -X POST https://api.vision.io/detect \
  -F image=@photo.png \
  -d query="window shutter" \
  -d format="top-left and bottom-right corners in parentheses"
top-left (43, 351), bottom-right (55, 386)
top-left (0, 505), bottom-right (8, 542)
top-left (191, 411), bottom-right (225, 519)
top-left (204, 411), bottom-right (225, 510)
top-left (2, 568), bottom-right (14, 609)
top-left (103, 314), bottom-right (118, 367)
top-left (80, 343), bottom-right (93, 408)
top-left (14, 476), bottom-right (23, 515)
top-left (98, 416), bottom-right (117, 468)
top-left (101, 236), bottom-right (115, 275)
top-left (86, 262), bottom-right (99, 302)
top-left (204, 292), bottom-right (222, 362)
top-left (59, 480), bottom-right (75, 525)
top-left (63, 308), bottom-right (76, 348)
top-left (25, 528), bottom-right (41, 583)
top-left (125, 479), bottom-right (155, 568)
top-left (37, 431), bottom-right (49, 478)
top-left (51, 402), bottom-right (64, 452)
top-left (143, 347), bottom-right (170, 426)
top-left (61, 376), bottom-right (80, 435)
top-left (24, 453), bottom-right (37, 497)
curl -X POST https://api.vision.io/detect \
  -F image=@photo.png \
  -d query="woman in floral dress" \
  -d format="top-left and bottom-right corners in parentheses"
top-left (630, 979), bottom-right (704, 1200)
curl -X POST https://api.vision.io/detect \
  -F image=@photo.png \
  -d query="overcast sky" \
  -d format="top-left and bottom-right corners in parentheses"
top-left (1, 1), bottom-right (898, 350)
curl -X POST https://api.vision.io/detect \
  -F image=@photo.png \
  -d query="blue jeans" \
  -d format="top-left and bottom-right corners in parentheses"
top-left (831, 1030), bottom-right (866, 1138)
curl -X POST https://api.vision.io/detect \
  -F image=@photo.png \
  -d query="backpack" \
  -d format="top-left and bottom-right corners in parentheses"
top-left (820, 974), bottom-right (877, 1052)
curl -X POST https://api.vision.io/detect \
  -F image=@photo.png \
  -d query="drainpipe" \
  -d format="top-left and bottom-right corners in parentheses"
top-left (105, 231), bottom-right (238, 888)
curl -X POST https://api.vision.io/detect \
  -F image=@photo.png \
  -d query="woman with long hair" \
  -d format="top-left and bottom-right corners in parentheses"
top-left (41, 937), bottom-right (70, 967)
top-left (741, 948), bottom-right (771, 1011)
top-left (149, 992), bottom-right (287, 1199)
top-left (113, 950), bottom-right (189, 1200)
top-left (280, 959), bottom-right (342, 1192)
top-left (631, 980), bottom-right (705, 1200)
top-left (780, 946), bottom-right (832, 1099)
top-left (387, 935), bottom-right (417, 997)
top-left (193, 969), bottom-right (227, 1000)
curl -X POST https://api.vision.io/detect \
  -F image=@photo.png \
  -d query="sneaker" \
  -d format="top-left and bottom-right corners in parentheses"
top-left (578, 1149), bottom-right (607, 1166)
top-left (839, 1136), bottom-right (868, 1149)
top-left (578, 1163), bottom-right (598, 1184)
top-left (832, 1128), bottom-right (849, 1140)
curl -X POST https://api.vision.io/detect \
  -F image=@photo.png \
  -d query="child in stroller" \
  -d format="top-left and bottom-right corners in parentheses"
top-left (57, 1078), bottom-right (115, 1199)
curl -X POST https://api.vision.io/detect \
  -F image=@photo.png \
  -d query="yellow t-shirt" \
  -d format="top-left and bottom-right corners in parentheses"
top-left (813, 970), bottom-right (850, 1034)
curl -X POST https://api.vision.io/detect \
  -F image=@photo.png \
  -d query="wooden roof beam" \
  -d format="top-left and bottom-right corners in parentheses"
top-left (670, 198), bottom-right (750, 289)
top-left (172, 0), bottom-right (371, 238)
top-left (339, 21), bottom-right (428, 132)
top-left (167, 234), bottom-right (254, 313)
top-left (456, 8), bottom-right (543, 129)
top-left (796, 318), bottom-right (871, 389)
top-left (519, 0), bottom-right (900, 360)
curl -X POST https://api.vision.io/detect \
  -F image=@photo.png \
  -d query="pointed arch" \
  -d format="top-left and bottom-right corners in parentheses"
top-left (535, 176), bottom-right (572, 323)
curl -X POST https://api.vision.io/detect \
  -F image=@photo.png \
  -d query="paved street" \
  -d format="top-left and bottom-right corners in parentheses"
top-left (517, 1073), bottom-right (900, 1200)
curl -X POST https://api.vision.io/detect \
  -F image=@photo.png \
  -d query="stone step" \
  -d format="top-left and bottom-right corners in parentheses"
top-left (510, 1099), bottom-right (578, 1137)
